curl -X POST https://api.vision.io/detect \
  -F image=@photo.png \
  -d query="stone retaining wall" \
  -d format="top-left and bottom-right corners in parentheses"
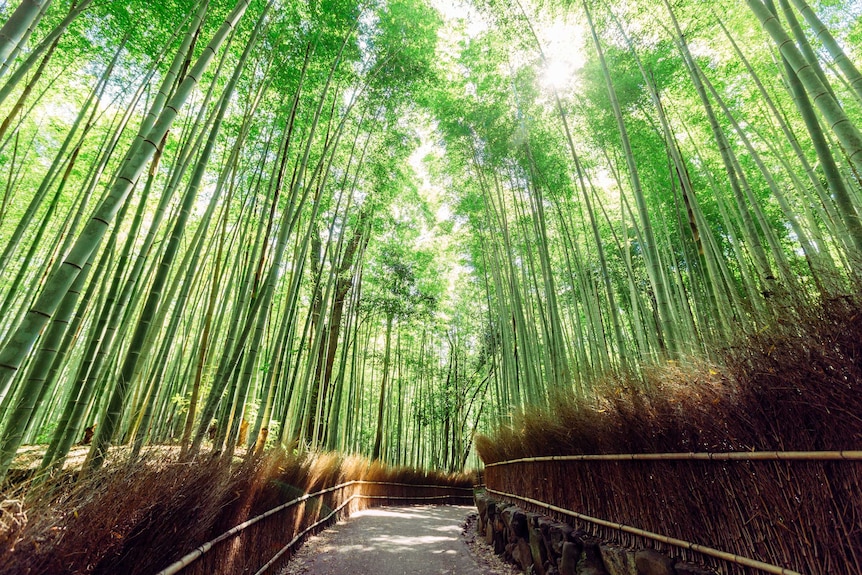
top-left (474, 492), bottom-right (716, 575)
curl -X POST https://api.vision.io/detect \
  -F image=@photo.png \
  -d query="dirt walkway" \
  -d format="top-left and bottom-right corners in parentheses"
top-left (280, 505), bottom-right (493, 575)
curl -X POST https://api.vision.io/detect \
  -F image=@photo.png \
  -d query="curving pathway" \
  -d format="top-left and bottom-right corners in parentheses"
top-left (280, 505), bottom-right (488, 575)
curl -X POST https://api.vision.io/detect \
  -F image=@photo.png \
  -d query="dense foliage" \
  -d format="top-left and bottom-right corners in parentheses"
top-left (0, 0), bottom-right (859, 482)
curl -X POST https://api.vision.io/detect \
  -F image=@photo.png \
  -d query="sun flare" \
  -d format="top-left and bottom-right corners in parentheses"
top-left (537, 18), bottom-right (585, 94)
top-left (541, 58), bottom-right (573, 91)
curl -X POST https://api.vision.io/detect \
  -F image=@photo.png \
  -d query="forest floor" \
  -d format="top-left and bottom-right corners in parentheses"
top-left (8, 443), bottom-right (246, 474)
top-left (11, 445), bottom-right (96, 471)
top-left (279, 505), bottom-right (519, 575)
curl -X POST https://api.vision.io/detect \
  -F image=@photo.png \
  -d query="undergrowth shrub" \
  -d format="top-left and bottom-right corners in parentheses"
top-left (0, 450), bottom-right (472, 575)
top-left (475, 296), bottom-right (862, 574)
top-left (477, 295), bottom-right (862, 461)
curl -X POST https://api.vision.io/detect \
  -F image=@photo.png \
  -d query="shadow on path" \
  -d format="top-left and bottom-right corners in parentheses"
top-left (282, 505), bottom-right (485, 575)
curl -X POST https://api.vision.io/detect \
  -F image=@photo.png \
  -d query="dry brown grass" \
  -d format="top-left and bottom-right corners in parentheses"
top-left (476, 295), bottom-right (862, 574)
top-left (0, 450), bottom-right (472, 575)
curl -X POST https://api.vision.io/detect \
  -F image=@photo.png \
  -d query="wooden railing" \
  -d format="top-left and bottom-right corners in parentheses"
top-left (481, 450), bottom-right (862, 574)
top-left (155, 480), bottom-right (474, 575)
top-left (484, 450), bottom-right (862, 464)
top-left (484, 487), bottom-right (801, 575)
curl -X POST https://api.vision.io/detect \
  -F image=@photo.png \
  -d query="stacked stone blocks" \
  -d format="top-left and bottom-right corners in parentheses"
top-left (474, 492), bottom-right (715, 575)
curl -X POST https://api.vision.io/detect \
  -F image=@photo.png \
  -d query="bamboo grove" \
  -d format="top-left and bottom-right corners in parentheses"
top-left (0, 0), bottom-right (859, 482)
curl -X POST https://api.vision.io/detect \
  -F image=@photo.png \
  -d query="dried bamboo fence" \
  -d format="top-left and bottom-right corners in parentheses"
top-left (155, 479), bottom-right (474, 575)
top-left (482, 450), bottom-right (862, 574)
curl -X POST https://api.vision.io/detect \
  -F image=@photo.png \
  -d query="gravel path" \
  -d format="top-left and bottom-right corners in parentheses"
top-left (279, 505), bottom-right (516, 575)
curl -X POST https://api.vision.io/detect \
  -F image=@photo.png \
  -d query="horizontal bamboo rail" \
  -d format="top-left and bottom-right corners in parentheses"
top-left (353, 480), bottom-right (473, 491)
top-left (252, 493), bottom-right (355, 575)
top-left (486, 487), bottom-right (802, 575)
top-left (483, 450), bottom-right (862, 467)
top-left (155, 480), bottom-right (473, 575)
